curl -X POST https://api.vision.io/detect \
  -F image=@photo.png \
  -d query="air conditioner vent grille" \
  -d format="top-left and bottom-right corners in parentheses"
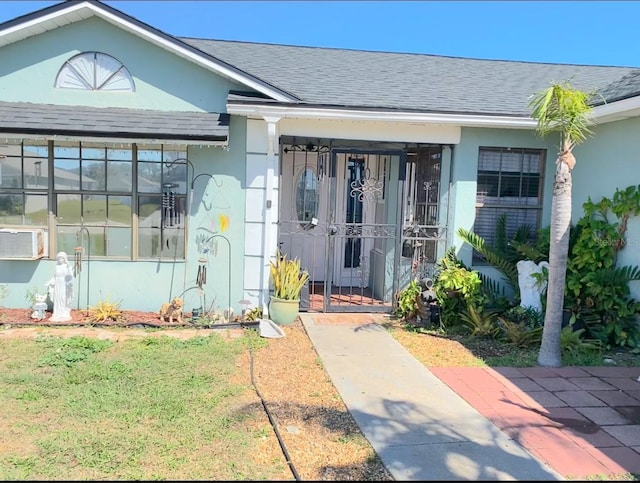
top-left (0, 229), bottom-right (46, 259)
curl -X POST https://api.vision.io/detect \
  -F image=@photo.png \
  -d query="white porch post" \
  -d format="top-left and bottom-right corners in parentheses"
top-left (262, 116), bottom-right (281, 314)
top-left (243, 117), bottom-right (280, 315)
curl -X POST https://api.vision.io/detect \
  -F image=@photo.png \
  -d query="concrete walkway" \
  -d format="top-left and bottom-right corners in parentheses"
top-left (299, 313), bottom-right (563, 481)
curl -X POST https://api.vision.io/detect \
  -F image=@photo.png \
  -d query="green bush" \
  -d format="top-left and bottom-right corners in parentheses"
top-left (395, 279), bottom-right (422, 320)
top-left (566, 186), bottom-right (640, 349)
top-left (433, 249), bottom-right (486, 328)
top-left (459, 304), bottom-right (500, 337)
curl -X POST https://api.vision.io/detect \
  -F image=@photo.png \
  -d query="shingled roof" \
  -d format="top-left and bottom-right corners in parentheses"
top-left (182, 38), bottom-right (640, 117)
top-left (3, 0), bottom-right (640, 125)
top-left (0, 101), bottom-right (229, 143)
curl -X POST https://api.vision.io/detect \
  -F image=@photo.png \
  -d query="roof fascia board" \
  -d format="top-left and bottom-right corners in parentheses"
top-left (227, 103), bottom-right (539, 129)
top-left (0, 1), bottom-right (296, 103)
top-left (0, 2), bottom-right (89, 36)
top-left (591, 96), bottom-right (640, 122)
top-left (0, 131), bottom-right (227, 146)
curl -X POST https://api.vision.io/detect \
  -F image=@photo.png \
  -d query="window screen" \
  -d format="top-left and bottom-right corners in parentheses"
top-left (474, 147), bottom-right (545, 260)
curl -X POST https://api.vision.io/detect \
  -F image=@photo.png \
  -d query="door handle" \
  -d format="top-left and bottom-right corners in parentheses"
top-left (328, 225), bottom-right (338, 236)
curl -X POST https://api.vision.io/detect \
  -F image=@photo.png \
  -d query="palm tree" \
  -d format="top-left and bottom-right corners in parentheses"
top-left (528, 81), bottom-right (594, 367)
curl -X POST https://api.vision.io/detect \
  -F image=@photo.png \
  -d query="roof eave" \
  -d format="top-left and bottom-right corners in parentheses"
top-left (0, 129), bottom-right (228, 147)
top-left (226, 102), bottom-right (539, 129)
top-left (0, 0), bottom-right (297, 103)
top-left (591, 95), bottom-right (640, 124)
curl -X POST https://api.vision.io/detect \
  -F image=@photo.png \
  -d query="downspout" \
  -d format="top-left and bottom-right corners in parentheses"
top-left (262, 117), bottom-right (281, 315)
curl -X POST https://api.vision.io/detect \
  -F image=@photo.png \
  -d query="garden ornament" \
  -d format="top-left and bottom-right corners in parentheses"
top-left (30, 293), bottom-right (48, 320)
top-left (159, 297), bottom-right (184, 324)
top-left (45, 251), bottom-right (74, 322)
top-left (516, 259), bottom-right (550, 313)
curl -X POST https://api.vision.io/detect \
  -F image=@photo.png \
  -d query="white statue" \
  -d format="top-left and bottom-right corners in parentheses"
top-left (46, 251), bottom-right (74, 322)
top-left (516, 259), bottom-right (550, 313)
top-left (31, 293), bottom-right (48, 320)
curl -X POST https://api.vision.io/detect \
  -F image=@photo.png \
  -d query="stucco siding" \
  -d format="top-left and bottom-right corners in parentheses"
top-left (572, 117), bottom-right (640, 301)
top-left (183, 115), bottom-right (247, 315)
top-left (0, 17), bottom-right (245, 113)
top-left (451, 127), bottom-right (559, 267)
top-left (572, 118), bottom-right (640, 220)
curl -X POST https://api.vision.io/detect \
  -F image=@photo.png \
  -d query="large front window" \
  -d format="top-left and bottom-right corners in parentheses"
top-left (0, 140), bottom-right (187, 259)
top-left (474, 147), bottom-right (545, 259)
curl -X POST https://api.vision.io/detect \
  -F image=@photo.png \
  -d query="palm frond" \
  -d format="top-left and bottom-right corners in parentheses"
top-left (529, 81), bottom-right (594, 147)
top-left (478, 271), bottom-right (511, 305)
top-left (495, 214), bottom-right (508, 255)
top-left (593, 265), bottom-right (640, 286)
top-left (457, 228), bottom-right (519, 290)
top-left (513, 224), bottom-right (533, 245)
top-left (511, 240), bottom-right (547, 264)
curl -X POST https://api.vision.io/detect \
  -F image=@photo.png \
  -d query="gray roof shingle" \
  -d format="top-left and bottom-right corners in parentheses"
top-left (0, 101), bottom-right (229, 142)
top-left (182, 38), bottom-right (640, 116)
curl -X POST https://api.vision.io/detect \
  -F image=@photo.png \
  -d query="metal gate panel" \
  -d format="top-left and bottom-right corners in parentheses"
top-left (277, 141), bottom-right (447, 313)
top-left (324, 149), bottom-right (404, 313)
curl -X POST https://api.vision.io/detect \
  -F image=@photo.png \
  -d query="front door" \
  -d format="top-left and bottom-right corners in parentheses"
top-left (278, 142), bottom-right (405, 313)
top-left (330, 152), bottom-right (380, 287)
top-left (324, 149), bottom-right (403, 312)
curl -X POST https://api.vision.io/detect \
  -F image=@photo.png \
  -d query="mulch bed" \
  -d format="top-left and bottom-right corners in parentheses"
top-left (0, 308), bottom-right (259, 330)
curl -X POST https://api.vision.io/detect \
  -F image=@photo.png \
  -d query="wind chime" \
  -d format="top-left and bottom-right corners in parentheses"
top-left (161, 182), bottom-right (180, 250)
top-left (196, 256), bottom-right (208, 289)
top-left (162, 189), bottom-right (180, 227)
top-left (73, 245), bottom-right (83, 277)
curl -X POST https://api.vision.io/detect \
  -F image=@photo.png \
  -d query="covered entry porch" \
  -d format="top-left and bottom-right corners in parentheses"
top-left (277, 137), bottom-right (452, 313)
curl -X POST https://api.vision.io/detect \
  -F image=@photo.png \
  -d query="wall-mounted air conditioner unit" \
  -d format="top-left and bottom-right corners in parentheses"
top-left (0, 228), bottom-right (47, 260)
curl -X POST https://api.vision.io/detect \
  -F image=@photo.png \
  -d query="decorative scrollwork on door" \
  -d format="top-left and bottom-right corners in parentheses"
top-left (350, 167), bottom-right (383, 202)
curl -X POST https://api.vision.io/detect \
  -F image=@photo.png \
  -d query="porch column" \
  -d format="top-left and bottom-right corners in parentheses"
top-left (438, 145), bottom-right (452, 261)
top-left (262, 116), bottom-right (281, 314)
top-left (243, 117), bottom-right (280, 314)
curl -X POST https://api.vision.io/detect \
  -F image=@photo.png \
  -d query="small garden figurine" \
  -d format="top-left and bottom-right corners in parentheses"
top-left (30, 292), bottom-right (48, 320)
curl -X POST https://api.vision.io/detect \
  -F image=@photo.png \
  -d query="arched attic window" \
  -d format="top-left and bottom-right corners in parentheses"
top-left (54, 52), bottom-right (135, 91)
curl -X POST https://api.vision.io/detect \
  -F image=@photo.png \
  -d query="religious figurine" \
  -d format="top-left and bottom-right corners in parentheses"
top-left (45, 251), bottom-right (74, 322)
top-left (516, 259), bottom-right (550, 313)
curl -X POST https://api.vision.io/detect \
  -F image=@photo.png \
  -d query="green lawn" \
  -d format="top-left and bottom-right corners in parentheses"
top-left (0, 331), bottom-right (287, 481)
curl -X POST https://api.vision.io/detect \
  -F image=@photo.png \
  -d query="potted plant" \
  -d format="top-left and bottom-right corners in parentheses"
top-left (268, 250), bottom-right (309, 325)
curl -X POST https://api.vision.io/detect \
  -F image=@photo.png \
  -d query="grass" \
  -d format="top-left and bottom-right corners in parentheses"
top-left (1, 317), bottom-right (638, 480)
top-left (388, 320), bottom-right (640, 368)
top-left (0, 330), bottom-right (289, 481)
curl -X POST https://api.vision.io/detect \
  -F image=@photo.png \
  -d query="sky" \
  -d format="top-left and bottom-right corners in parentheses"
top-left (0, 1), bottom-right (639, 67)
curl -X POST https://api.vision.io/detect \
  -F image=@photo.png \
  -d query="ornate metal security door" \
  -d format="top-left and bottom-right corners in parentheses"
top-left (400, 146), bottom-right (447, 285)
top-left (324, 149), bottom-right (404, 312)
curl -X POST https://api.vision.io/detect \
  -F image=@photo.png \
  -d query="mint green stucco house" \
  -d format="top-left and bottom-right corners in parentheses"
top-left (1, 0), bottom-right (640, 316)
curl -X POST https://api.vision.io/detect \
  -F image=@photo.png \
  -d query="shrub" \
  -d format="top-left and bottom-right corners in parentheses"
top-left (561, 325), bottom-right (602, 357)
top-left (395, 278), bottom-right (422, 320)
top-left (88, 298), bottom-right (124, 323)
top-left (433, 249), bottom-right (486, 328)
top-left (459, 304), bottom-right (500, 338)
top-left (269, 250), bottom-right (309, 301)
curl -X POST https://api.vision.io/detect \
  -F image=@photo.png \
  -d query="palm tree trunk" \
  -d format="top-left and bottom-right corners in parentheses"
top-left (538, 158), bottom-right (572, 367)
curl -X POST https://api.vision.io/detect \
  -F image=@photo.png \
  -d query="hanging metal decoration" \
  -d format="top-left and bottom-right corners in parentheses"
top-left (350, 167), bottom-right (383, 202)
top-left (196, 257), bottom-right (208, 289)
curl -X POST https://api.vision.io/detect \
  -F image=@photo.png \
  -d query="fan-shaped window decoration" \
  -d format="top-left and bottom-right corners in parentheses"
top-left (55, 52), bottom-right (135, 92)
top-left (295, 167), bottom-right (319, 225)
